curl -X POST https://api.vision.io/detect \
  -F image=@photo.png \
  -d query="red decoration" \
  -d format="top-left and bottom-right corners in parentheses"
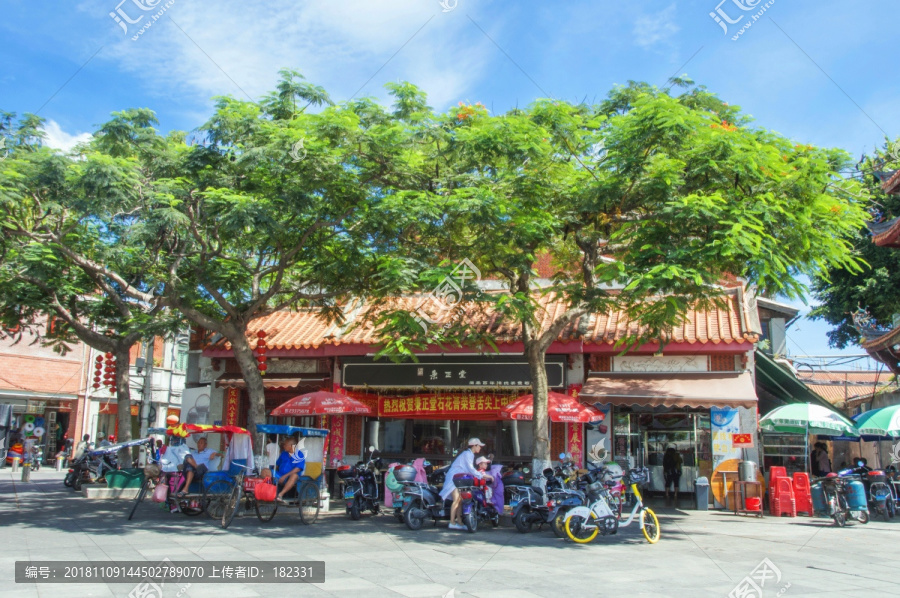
top-left (95, 355), bottom-right (104, 362)
top-left (257, 330), bottom-right (267, 339)
top-left (105, 352), bottom-right (113, 359)
top-left (255, 331), bottom-right (268, 376)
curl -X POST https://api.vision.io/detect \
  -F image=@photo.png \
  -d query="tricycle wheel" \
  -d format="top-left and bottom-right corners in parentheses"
top-left (204, 479), bottom-right (235, 520)
top-left (255, 497), bottom-right (278, 522)
top-left (349, 501), bottom-right (361, 520)
top-left (221, 483), bottom-right (243, 529)
top-left (127, 478), bottom-right (151, 521)
top-left (299, 481), bottom-right (320, 525)
top-left (179, 495), bottom-right (205, 517)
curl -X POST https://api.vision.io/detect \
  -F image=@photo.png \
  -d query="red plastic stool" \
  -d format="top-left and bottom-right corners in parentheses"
top-left (792, 473), bottom-right (813, 516)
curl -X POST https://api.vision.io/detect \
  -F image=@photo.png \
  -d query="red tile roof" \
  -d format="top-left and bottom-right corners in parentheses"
top-left (208, 288), bottom-right (757, 354)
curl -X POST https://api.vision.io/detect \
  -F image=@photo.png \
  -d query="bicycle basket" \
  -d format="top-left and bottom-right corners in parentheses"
top-left (625, 468), bottom-right (649, 484)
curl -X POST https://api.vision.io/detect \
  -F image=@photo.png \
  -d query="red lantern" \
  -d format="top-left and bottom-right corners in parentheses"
top-left (256, 345), bottom-right (267, 355)
top-left (96, 355), bottom-right (104, 362)
top-left (105, 352), bottom-right (113, 359)
top-left (257, 355), bottom-right (267, 364)
top-left (257, 330), bottom-right (267, 339)
top-left (259, 362), bottom-right (268, 372)
top-left (92, 382), bottom-right (100, 389)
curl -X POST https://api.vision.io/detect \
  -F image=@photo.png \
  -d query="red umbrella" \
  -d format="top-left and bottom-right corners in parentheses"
top-left (500, 391), bottom-right (605, 423)
top-left (270, 391), bottom-right (373, 417)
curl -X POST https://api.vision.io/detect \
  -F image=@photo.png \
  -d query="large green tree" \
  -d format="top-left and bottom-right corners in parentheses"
top-left (811, 138), bottom-right (900, 348)
top-left (0, 112), bottom-right (179, 451)
top-left (375, 79), bottom-right (870, 473)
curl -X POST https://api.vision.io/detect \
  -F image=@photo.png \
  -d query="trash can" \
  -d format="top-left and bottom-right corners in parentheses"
top-left (106, 468), bottom-right (145, 489)
top-left (695, 476), bottom-right (710, 511)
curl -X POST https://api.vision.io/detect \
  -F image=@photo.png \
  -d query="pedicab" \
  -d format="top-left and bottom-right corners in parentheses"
top-left (127, 424), bottom-right (254, 522)
top-left (221, 424), bottom-right (328, 527)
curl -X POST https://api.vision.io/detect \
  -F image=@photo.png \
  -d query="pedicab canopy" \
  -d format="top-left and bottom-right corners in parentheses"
top-left (164, 423), bottom-right (251, 437)
top-left (256, 424), bottom-right (328, 480)
top-left (499, 391), bottom-right (605, 423)
top-left (157, 424), bottom-right (254, 474)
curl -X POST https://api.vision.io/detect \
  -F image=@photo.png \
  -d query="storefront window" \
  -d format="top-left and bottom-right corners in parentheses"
top-left (411, 420), bottom-right (452, 456)
top-left (369, 419), bottom-right (406, 454)
top-left (500, 421), bottom-right (534, 458)
top-left (451, 421), bottom-right (496, 456)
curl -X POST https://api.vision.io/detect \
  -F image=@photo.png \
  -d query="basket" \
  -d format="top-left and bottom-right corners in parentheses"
top-left (625, 468), bottom-right (649, 484)
top-left (453, 474), bottom-right (475, 489)
top-left (143, 464), bottom-right (161, 479)
top-left (254, 482), bottom-right (277, 502)
top-left (745, 497), bottom-right (762, 511)
top-left (337, 465), bottom-right (357, 479)
top-left (394, 465), bottom-right (417, 483)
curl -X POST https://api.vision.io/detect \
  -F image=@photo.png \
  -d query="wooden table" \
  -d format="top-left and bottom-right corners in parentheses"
top-left (732, 480), bottom-right (763, 517)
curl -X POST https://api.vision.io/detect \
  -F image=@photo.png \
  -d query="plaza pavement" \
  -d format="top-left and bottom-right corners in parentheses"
top-left (2, 468), bottom-right (897, 598)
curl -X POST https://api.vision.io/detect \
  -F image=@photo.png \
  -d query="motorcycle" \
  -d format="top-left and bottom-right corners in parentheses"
top-left (865, 470), bottom-right (895, 521)
top-left (401, 481), bottom-right (452, 530)
top-left (457, 464), bottom-right (503, 533)
top-left (29, 444), bottom-right (43, 471)
top-left (512, 462), bottom-right (583, 537)
top-left (389, 461), bottom-right (448, 524)
top-left (65, 451), bottom-right (117, 491)
top-left (821, 472), bottom-right (869, 526)
top-left (339, 447), bottom-right (384, 520)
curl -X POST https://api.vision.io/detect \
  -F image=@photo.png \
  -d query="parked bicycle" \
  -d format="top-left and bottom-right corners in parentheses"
top-left (563, 467), bottom-right (660, 544)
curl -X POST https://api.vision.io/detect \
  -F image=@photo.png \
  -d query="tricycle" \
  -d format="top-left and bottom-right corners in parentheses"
top-left (127, 424), bottom-right (253, 522)
top-left (226, 424), bottom-right (328, 527)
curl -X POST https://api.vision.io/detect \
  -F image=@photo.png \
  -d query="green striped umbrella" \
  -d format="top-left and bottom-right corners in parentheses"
top-left (759, 403), bottom-right (859, 437)
top-left (854, 405), bottom-right (900, 438)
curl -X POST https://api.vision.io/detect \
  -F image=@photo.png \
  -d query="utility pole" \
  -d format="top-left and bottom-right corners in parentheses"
top-left (139, 337), bottom-right (155, 438)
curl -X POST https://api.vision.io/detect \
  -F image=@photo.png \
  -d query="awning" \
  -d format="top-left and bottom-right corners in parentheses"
top-left (754, 351), bottom-right (836, 411)
top-left (215, 376), bottom-right (327, 390)
top-left (581, 371), bottom-right (757, 409)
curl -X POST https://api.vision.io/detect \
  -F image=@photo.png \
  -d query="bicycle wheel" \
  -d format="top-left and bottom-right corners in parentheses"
top-left (298, 481), bottom-right (321, 525)
top-left (565, 513), bottom-right (599, 544)
top-left (128, 478), bottom-right (151, 521)
top-left (641, 508), bottom-right (661, 544)
top-left (255, 496), bottom-right (279, 523)
top-left (204, 479), bottom-right (235, 520)
top-left (221, 483), bottom-right (243, 529)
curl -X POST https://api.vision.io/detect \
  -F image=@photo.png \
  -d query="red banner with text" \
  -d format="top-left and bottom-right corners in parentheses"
top-left (342, 389), bottom-right (520, 420)
top-left (224, 388), bottom-right (240, 426)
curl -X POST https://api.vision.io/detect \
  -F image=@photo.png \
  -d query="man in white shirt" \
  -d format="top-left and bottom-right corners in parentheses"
top-left (177, 437), bottom-right (221, 496)
top-left (440, 438), bottom-right (493, 531)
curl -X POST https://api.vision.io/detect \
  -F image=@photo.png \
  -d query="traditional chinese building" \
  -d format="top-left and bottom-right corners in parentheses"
top-left (196, 285), bottom-right (767, 497)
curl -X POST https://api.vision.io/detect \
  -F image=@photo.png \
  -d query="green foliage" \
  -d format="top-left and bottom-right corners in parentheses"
top-left (811, 138), bottom-right (900, 348)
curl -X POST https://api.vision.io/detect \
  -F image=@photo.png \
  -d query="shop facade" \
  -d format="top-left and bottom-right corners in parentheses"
top-left (199, 287), bottom-right (763, 492)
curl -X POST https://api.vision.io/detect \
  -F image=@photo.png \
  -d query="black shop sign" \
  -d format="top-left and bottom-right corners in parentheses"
top-left (341, 356), bottom-right (566, 389)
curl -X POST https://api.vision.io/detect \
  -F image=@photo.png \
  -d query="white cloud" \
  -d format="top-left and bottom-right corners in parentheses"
top-left (42, 120), bottom-right (92, 151)
top-left (633, 4), bottom-right (680, 49)
top-left (98, 0), bottom-right (492, 111)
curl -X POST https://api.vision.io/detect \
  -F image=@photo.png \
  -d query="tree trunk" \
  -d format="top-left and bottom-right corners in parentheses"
top-left (526, 342), bottom-right (551, 486)
top-left (114, 343), bottom-right (133, 468)
top-left (230, 331), bottom-right (266, 449)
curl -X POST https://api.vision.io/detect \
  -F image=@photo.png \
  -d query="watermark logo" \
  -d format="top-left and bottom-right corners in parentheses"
top-left (891, 440), bottom-right (900, 466)
top-left (109, 0), bottom-right (176, 41)
top-left (289, 138), bottom-right (307, 162)
top-left (0, 138), bottom-right (7, 160)
top-left (412, 258), bottom-right (481, 334)
top-left (127, 558), bottom-right (191, 598)
top-left (439, 0), bottom-right (458, 13)
top-left (729, 558), bottom-right (790, 598)
top-left (709, 0), bottom-right (776, 41)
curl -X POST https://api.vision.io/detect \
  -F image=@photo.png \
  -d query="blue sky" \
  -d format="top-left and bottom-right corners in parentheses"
top-left (2, 0), bottom-right (898, 360)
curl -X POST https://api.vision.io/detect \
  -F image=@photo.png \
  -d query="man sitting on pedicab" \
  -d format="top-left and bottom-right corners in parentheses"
top-left (177, 437), bottom-right (221, 497)
top-left (274, 436), bottom-right (305, 504)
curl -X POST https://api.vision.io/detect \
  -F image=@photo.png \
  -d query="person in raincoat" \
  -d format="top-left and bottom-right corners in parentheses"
top-left (440, 438), bottom-right (492, 531)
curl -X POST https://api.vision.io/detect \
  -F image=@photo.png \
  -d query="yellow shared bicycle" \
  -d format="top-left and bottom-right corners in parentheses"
top-left (564, 467), bottom-right (660, 544)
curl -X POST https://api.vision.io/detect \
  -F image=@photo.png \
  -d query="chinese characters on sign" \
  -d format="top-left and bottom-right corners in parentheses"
top-left (342, 357), bottom-right (566, 389)
top-left (732, 433), bottom-right (754, 448)
top-left (378, 393), bottom-right (518, 419)
top-left (224, 388), bottom-right (240, 427)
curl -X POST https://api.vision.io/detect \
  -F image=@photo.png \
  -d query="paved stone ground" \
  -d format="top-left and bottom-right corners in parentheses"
top-left (2, 468), bottom-right (897, 598)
